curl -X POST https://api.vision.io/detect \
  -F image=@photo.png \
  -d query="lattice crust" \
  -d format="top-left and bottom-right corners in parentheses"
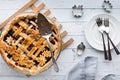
top-left (0, 13), bottom-right (61, 75)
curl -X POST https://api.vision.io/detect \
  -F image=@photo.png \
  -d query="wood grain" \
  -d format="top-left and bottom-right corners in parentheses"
top-left (61, 31), bottom-right (67, 38)
top-left (58, 24), bottom-right (62, 30)
top-left (31, 3), bottom-right (45, 13)
top-left (61, 38), bottom-right (74, 51)
top-left (0, 0), bottom-right (37, 29)
top-left (43, 9), bottom-right (51, 16)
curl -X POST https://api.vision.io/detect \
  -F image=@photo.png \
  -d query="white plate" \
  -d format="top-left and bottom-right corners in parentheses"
top-left (85, 14), bottom-right (120, 51)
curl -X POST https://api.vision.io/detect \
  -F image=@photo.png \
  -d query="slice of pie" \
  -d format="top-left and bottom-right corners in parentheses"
top-left (0, 13), bottom-right (61, 75)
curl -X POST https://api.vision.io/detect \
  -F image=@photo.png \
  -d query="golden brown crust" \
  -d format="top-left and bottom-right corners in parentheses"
top-left (0, 13), bottom-right (61, 75)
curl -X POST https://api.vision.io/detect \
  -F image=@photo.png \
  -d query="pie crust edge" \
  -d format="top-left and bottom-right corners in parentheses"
top-left (0, 13), bottom-right (61, 75)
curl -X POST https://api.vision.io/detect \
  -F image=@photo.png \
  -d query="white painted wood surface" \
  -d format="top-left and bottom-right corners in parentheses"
top-left (0, 0), bottom-right (120, 80)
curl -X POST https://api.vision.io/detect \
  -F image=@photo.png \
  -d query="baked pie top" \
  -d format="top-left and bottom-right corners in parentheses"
top-left (0, 13), bottom-right (61, 75)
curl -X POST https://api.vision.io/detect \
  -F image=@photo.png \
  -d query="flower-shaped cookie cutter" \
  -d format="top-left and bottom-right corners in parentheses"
top-left (102, 0), bottom-right (112, 13)
top-left (72, 5), bottom-right (83, 18)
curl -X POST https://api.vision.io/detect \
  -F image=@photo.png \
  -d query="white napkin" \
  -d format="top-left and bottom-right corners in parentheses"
top-left (102, 74), bottom-right (120, 80)
top-left (85, 57), bottom-right (98, 80)
top-left (66, 56), bottom-right (98, 80)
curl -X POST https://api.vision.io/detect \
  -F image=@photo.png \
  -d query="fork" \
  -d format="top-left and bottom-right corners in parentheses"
top-left (104, 18), bottom-right (112, 60)
top-left (96, 18), bottom-right (108, 60)
top-left (104, 18), bottom-right (120, 55)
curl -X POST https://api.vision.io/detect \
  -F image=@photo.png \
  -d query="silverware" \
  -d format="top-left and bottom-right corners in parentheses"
top-left (37, 13), bottom-right (59, 72)
top-left (104, 18), bottom-right (120, 55)
top-left (96, 18), bottom-right (108, 60)
top-left (77, 42), bottom-right (85, 56)
top-left (104, 18), bottom-right (112, 60)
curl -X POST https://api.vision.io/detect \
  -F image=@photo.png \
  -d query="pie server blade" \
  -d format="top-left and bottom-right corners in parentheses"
top-left (37, 13), bottom-right (52, 36)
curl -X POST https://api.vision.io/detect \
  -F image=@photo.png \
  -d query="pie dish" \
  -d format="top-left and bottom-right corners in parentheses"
top-left (0, 13), bottom-right (61, 75)
top-left (85, 14), bottom-right (120, 51)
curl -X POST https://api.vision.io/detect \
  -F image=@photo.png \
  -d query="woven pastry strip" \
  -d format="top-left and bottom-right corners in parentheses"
top-left (0, 0), bottom-right (74, 51)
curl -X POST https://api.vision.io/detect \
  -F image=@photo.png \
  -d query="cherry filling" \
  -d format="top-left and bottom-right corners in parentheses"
top-left (21, 18), bottom-right (25, 21)
top-left (16, 45), bottom-right (18, 49)
top-left (33, 60), bottom-right (39, 66)
top-left (31, 26), bottom-right (36, 30)
top-left (45, 57), bottom-right (52, 63)
top-left (3, 29), bottom-right (14, 41)
top-left (52, 29), bottom-right (56, 34)
top-left (27, 18), bottom-right (36, 26)
top-left (33, 49), bottom-right (38, 55)
top-left (23, 52), bottom-right (27, 54)
top-left (19, 38), bottom-right (25, 44)
top-left (7, 54), bottom-right (12, 59)
top-left (8, 29), bottom-right (14, 35)
top-left (29, 17), bottom-right (36, 22)
top-left (27, 44), bottom-right (34, 51)
top-left (37, 51), bottom-right (43, 57)
top-left (3, 34), bottom-right (10, 42)
top-left (5, 50), bottom-right (8, 53)
top-left (29, 57), bottom-right (33, 60)
top-left (54, 37), bottom-right (58, 41)
top-left (45, 46), bottom-right (50, 51)
top-left (14, 23), bottom-right (20, 28)
top-left (15, 62), bottom-right (18, 65)
top-left (27, 21), bottom-right (32, 26)
top-left (50, 39), bottom-right (55, 45)
top-left (22, 29), bottom-right (26, 33)
top-left (20, 65), bottom-right (26, 68)
top-left (13, 35), bottom-right (20, 40)
top-left (27, 32), bottom-right (31, 35)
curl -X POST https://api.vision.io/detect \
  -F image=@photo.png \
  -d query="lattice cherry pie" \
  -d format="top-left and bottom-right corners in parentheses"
top-left (0, 13), bottom-right (61, 75)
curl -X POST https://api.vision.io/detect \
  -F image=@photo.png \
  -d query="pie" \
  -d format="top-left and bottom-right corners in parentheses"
top-left (0, 13), bottom-right (61, 75)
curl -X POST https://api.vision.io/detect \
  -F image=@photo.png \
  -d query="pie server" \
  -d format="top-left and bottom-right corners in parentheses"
top-left (37, 13), bottom-right (52, 36)
top-left (37, 13), bottom-right (59, 72)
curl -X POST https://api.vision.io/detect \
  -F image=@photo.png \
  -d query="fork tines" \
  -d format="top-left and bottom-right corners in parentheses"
top-left (104, 18), bottom-right (109, 26)
top-left (96, 17), bottom-right (102, 26)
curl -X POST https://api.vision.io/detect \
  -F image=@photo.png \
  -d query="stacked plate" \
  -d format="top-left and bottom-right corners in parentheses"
top-left (85, 14), bottom-right (120, 51)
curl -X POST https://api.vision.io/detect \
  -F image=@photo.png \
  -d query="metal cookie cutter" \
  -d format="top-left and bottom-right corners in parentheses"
top-left (102, 0), bottom-right (112, 13)
top-left (77, 42), bottom-right (85, 56)
top-left (72, 5), bottom-right (83, 18)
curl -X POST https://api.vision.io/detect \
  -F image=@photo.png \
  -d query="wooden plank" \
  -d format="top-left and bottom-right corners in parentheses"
top-left (31, 3), bottom-right (45, 13)
top-left (61, 38), bottom-right (74, 51)
top-left (51, 17), bottom-right (56, 22)
top-left (58, 24), bottom-right (62, 30)
top-left (43, 9), bottom-right (51, 16)
top-left (60, 31), bottom-right (67, 38)
top-left (0, 0), bottom-right (37, 29)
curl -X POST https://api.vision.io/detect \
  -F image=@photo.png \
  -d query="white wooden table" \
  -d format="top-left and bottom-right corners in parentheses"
top-left (0, 0), bottom-right (120, 80)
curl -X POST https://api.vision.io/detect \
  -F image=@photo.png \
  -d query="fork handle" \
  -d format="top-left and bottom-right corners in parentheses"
top-left (107, 34), bottom-right (120, 55)
top-left (107, 34), bottom-right (112, 60)
top-left (102, 33), bottom-right (108, 60)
